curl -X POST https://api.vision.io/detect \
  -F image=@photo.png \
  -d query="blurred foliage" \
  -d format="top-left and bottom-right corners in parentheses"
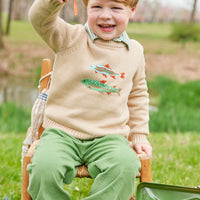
top-left (148, 76), bottom-right (200, 133)
top-left (0, 102), bottom-right (31, 133)
top-left (170, 23), bottom-right (200, 43)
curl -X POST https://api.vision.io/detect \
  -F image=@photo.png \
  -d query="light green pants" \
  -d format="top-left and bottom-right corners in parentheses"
top-left (27, 128), bottom-right (141, 200)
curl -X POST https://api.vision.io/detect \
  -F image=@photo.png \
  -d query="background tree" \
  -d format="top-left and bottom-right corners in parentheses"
top-left (5, 0), bottom-right (14, 35)
top-left (190, 0), bottom-right (198, 22)
top-left (0, 0), bottom-right (5, 49)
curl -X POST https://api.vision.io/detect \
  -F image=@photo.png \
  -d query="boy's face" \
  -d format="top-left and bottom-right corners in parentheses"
top-left (87, 0), bottom-right (133, 41)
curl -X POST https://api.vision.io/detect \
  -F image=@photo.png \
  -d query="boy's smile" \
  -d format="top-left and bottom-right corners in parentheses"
top-left (99, 24), bottom-right (116, 33)
top-left (87, 0), bottom-right (133, 40)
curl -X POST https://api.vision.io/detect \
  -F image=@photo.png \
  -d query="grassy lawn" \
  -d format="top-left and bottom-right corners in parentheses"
top-left (0, 133), bottom-right (200, 199)
top-left (150, 133), bottom-right (200, 186)
top-left (3, 20), bottom-right (45, 46)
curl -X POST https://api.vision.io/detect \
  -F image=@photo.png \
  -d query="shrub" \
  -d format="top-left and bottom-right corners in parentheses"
top-left (170, 23), bottom-right (200, 43)
top-left (0, 102), bottom-right (31, 133)
top-left (149, 76), bottom-right (200, 133)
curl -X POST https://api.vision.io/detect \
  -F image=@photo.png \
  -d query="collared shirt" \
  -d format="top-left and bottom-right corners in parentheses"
top-left (84, 22), bottom-right (131, 50)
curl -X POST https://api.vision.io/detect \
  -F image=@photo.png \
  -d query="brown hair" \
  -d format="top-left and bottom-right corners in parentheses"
top-left (82, 0), bottom-right (139, 9)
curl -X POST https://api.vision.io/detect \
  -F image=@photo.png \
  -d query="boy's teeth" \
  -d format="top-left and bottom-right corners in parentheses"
top-left (100, 25), bottom-right (113, 27)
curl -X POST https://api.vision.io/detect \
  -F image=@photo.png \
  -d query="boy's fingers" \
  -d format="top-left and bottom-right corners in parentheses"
top-left (134, 144), bottom-right (142, 154)
top-left (142, 144), bottom-right (152, 158)
top-left (134, 143), bottom-right (152, 158)
top-left (56, 0), bottom-right (64, 3)
top-left (56, 0), bottom-right (70, 4)
top-left (144, 148), bottom-right (152, 158)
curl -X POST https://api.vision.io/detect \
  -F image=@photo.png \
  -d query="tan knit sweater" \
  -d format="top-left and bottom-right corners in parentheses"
top-left (29, 0), bottom-right (150, 145)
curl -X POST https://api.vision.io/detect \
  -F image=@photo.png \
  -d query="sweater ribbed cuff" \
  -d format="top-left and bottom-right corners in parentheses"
top-left (131, 134), bottom-right (149, 147)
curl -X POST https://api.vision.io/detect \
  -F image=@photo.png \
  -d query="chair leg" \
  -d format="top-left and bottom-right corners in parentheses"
top-left (140, 158), bottom-right (152, 182)
top-left (21, 155), bottom-right (32, 200)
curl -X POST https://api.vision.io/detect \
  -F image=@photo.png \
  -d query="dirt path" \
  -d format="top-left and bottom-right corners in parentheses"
top-left (145, 52), bottom-right (200, 82)
top-left (0, 44), bottom-right (200, 82)
top-left (0, 44), bottom-right (53, 76)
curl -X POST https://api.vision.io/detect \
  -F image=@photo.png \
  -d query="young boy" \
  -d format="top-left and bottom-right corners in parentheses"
top-left (27, 0), bottom-right (152, 199)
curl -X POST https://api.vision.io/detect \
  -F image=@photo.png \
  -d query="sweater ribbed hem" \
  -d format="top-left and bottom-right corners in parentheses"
top-left (43, 118), bottom-right (93, 139)
top-left (43, 117), bottom-right (129, 140)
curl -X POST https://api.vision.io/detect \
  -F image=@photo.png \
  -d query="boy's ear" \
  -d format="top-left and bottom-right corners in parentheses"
top-left (132, 6), bottom-right (137, 13)
top-left (129, 6), bottom-right (137, 18)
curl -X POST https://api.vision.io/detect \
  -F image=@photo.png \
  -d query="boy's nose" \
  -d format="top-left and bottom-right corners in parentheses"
top-left (100, 9), bottom-right (112, 20)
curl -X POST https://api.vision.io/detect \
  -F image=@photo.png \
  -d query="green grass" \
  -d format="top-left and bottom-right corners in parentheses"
top-left (148, 76), bottom-right (200, 133)
top-left (0, 133), bottom-right (200, 199)
top-left (127, 22), bottom-right (200, 55)
top-left (127, 22), bottom-right (176, 54)
top-left (127, 22), bottom-right (171, 40)
top-left (3, 19), bottom-right (46, 47)
top-left (0, 134), bottom-right (23, 200)
top-left (150, 133), bottom-right (200, 187)
top-left (0, 103), bottom-right (31, 133)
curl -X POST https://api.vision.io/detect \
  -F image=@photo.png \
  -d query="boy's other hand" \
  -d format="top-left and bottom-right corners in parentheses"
top-left (134, 143), bottom-right (152, 159)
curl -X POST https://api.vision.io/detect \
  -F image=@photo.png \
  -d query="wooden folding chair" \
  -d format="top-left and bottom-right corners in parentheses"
top-left (21, 59), bottom-right (152, 200)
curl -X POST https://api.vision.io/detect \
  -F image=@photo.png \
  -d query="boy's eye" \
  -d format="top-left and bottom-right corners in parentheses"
top-left (111, 7), bottom-right (122, 10)
top-left (92, 6), bottom-right (101, 9)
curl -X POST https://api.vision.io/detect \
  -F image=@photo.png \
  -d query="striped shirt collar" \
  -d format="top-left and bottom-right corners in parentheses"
top-left (84, 22), bottom-right (131, 50)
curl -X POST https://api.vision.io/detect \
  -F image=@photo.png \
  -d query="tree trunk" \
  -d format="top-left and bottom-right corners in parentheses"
top-left (0, 0), bottom-right (5, 49)
top-left (5, 0), bottom-right (14, 35)
top-left (190, 0), bottom-right (197, 23)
